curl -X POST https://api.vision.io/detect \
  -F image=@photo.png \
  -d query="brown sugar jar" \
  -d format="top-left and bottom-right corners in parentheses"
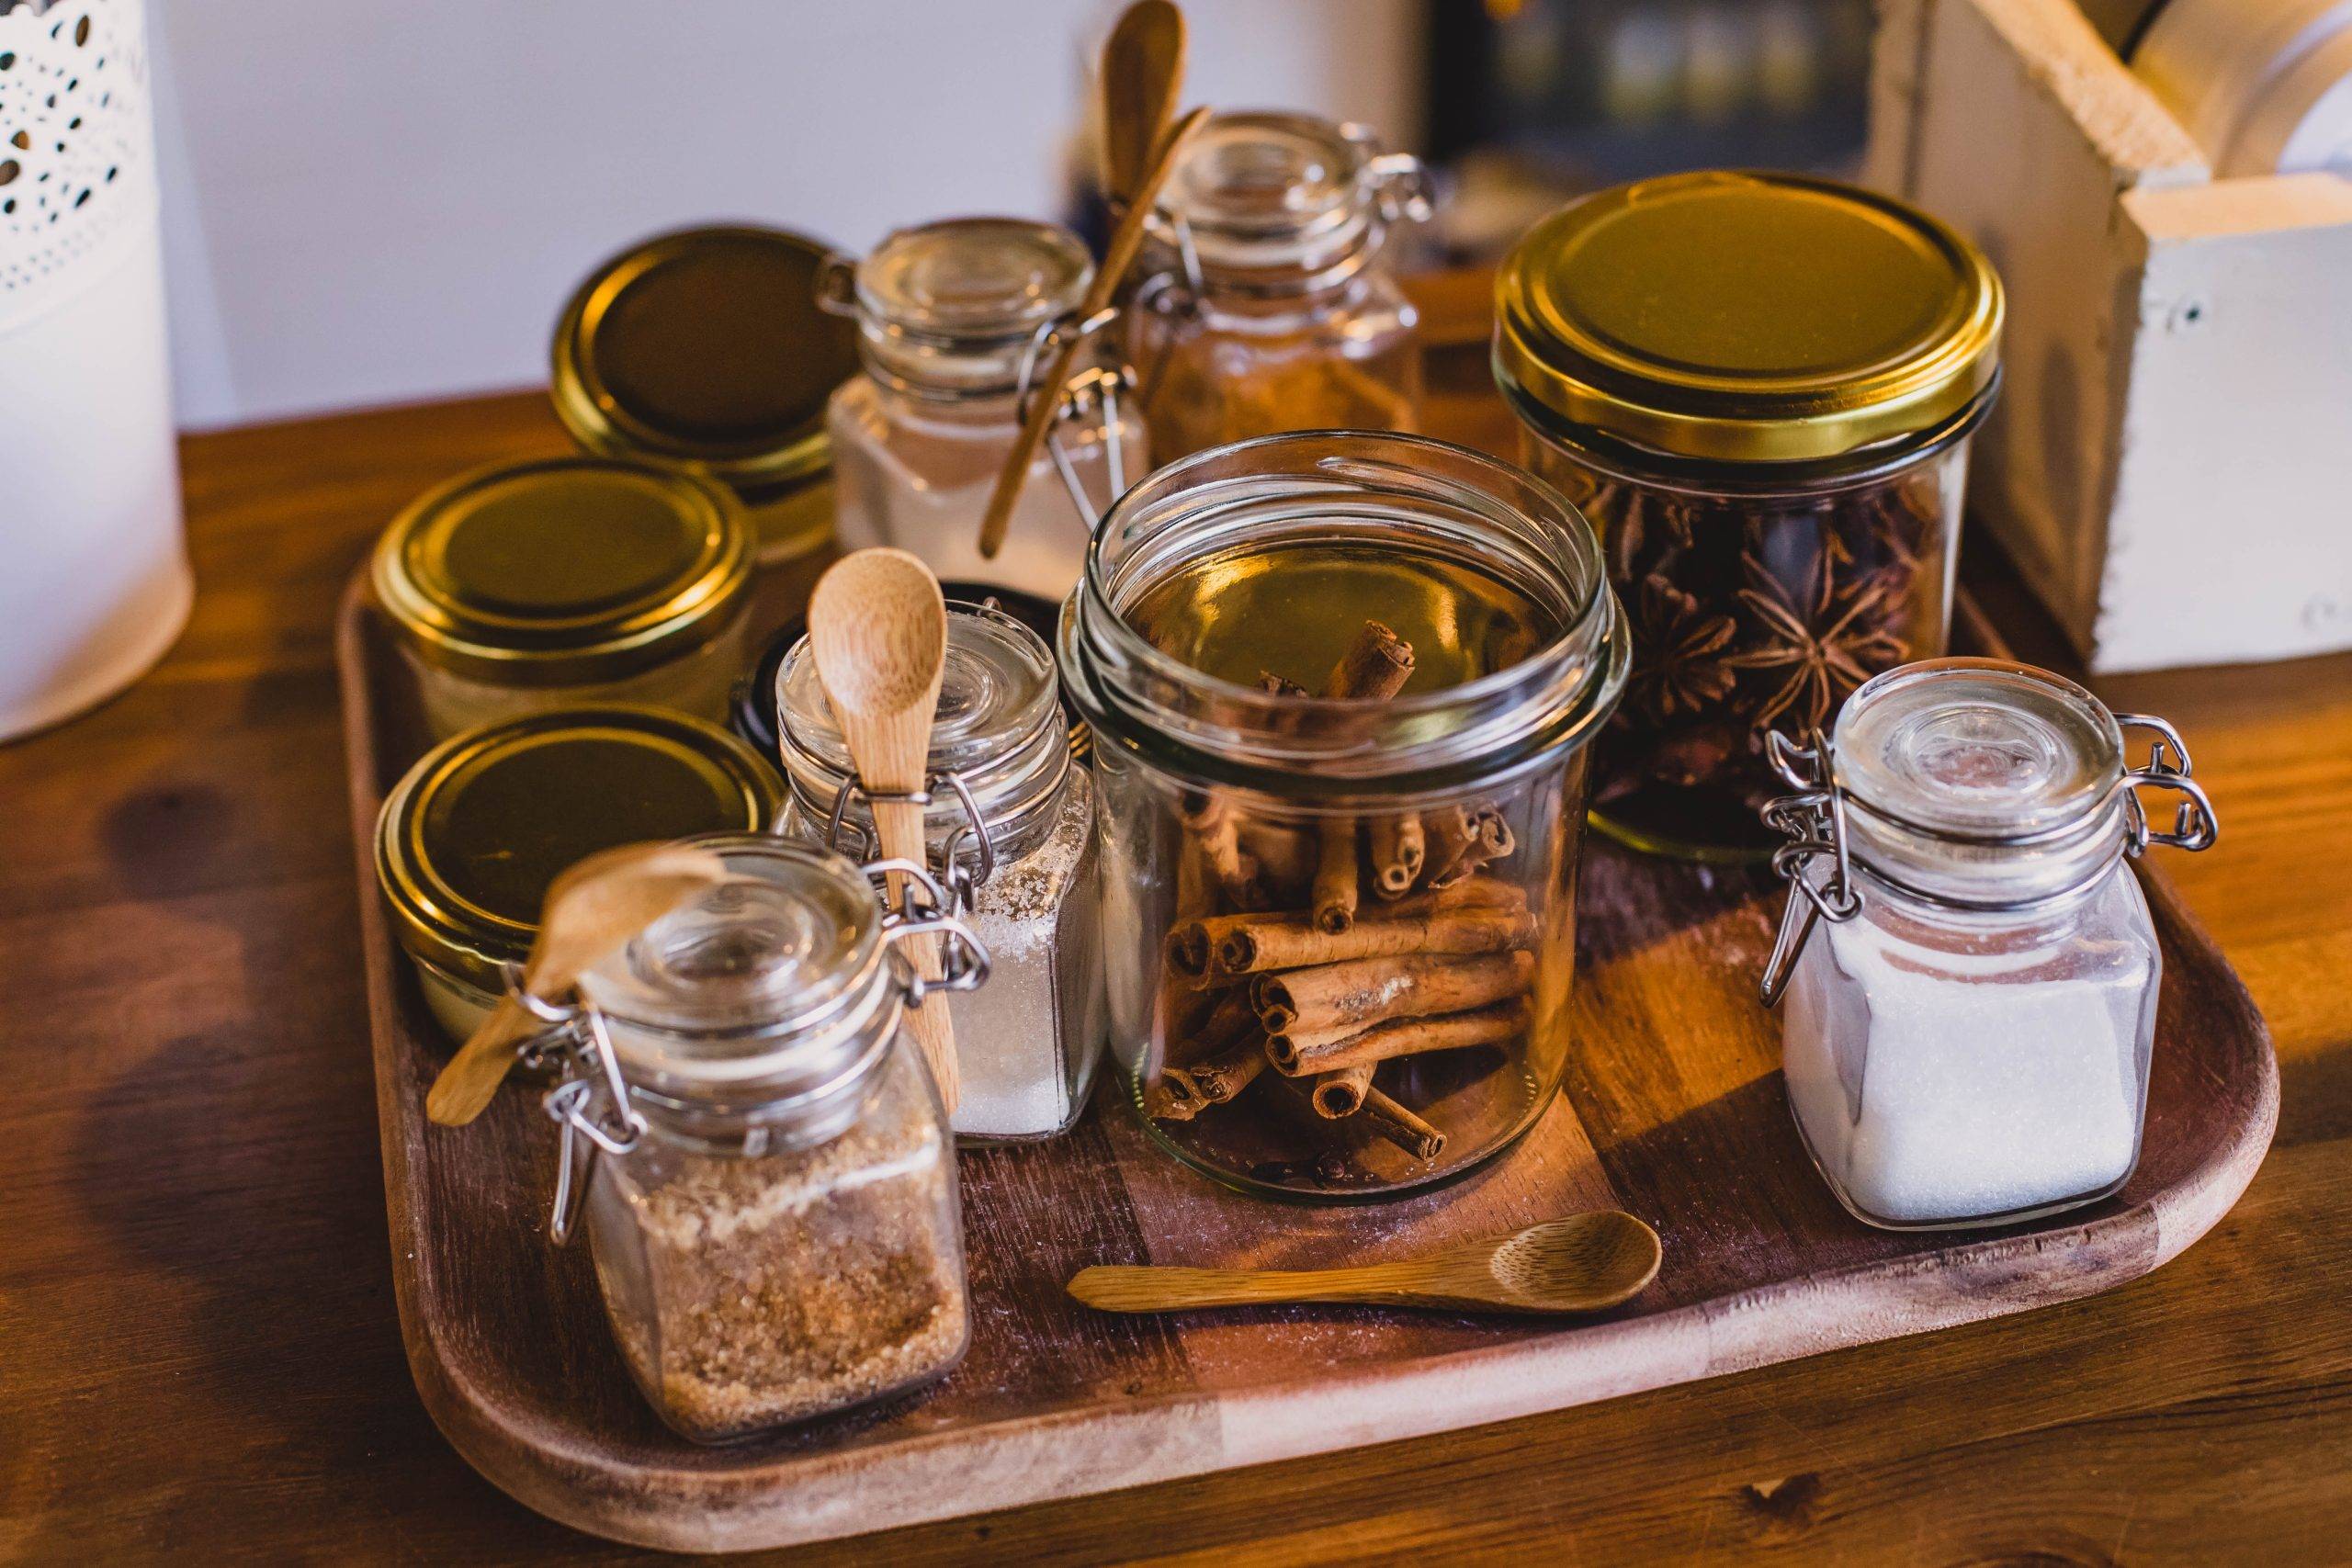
top-left (537, 834), bottom-right (987, 1442)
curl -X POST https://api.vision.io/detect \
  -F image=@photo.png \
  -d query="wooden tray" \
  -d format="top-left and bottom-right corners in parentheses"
top-left (338, 568), bottom-right (2276, 1554)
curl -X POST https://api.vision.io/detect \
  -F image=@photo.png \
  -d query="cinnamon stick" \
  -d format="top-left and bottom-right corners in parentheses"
top-left (1151, 1032), bottom-right (1270, 1121)
top-left (1359, 1087), bottom-right (1447, 1163)
top-left (1306, 623), bottom-right (1413, 933)
top-left (1311, 1066), bottom-right (1374, 1118)
top-left (1366, 811), bottom-right (1425, 900)
top-left (1428, 807), bottom-right (1515, 889)
top-left (1253, 950), bottom-right (1533, 1036)
top-left (1422, 804), bottom-right (1479, 887)
top-left (1269, 999), bottom-right (1532, 1077)
top-left (1216, 906), bottom-right (1536, 978)
top-left (1312, 818), bottom-right (1360, 934)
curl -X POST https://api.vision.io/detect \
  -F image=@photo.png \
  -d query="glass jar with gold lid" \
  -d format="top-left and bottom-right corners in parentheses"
top-left (1495, 171), bottom-right (2004, 861)
top-left (372, 456), bottom-right (755, 739)
top-left (552, 224), bottom-right (859, 574)
top-left (374, 705), bottom-right (783, 1043)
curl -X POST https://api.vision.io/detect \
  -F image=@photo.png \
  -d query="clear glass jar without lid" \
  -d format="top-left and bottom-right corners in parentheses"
top-left (1759, 658), bottom-right (2219, 1231)
top-left (1496, 170), bottom-right (2005, 862)
top-left (820, 217), bottom-right (1145, 601)
top-left (1060, 432), bottom-right (1629, 1201)
top-left (775, 603), bottom-right (1104, 1143)
top-left (1131, 111), bottom-right (1432, 464)
top-left (538, 834), bottom-right (987, 1444)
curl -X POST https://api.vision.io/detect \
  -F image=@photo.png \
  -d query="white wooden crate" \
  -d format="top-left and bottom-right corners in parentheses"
top-left (1865, 0), bottom-right (2352, 672)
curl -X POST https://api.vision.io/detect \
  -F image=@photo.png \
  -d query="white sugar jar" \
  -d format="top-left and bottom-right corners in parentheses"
top-left (1758, 659), bottom-right (2219, 1231)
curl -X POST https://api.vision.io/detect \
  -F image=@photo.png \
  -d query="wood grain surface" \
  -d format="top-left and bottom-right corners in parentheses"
top-left (5, 273), bottom-right (2349, 1563)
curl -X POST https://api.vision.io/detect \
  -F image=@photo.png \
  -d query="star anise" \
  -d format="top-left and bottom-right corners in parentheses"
top-left (1626, 573), bottom-right (1737, 720)
top-left (1607, 490), bottom-right (1700, 581)
top-left (1724, 552), bottom-right (1909, 732)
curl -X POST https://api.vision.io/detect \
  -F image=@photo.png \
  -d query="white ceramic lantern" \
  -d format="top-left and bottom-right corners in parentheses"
top-left (0, 0), bottom-right (188, 739)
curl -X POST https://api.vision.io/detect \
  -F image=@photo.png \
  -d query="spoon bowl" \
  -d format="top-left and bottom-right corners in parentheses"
top-left (1067, 1210), bottom-right (1662, 1316)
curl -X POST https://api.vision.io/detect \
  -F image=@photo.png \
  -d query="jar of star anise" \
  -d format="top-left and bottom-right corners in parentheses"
top-left (1495, 171), bottom-right (2004, 860)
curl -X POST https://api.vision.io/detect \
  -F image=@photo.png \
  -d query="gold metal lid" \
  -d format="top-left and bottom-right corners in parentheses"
top-left (372, 457), bottom-right (752, 685)
top-left (551, 224), bottom-right (859, 492)
top-left (375, 706), bottom-right (784, 994)
top-left (1495, 171), bottom-right (2003, 464)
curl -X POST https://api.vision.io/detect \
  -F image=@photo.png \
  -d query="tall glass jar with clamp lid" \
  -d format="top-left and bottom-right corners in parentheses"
top-left (819, 218), bottom-right (1145, 601)
top-left (1129, 111), bottom-right (1432, 463)
top-left (530, 834), bottom-right (989, 1444)
top-left (774, 602), bottom-right (1103, 1143)
top-left (1758, 658), bottom-right (2219, 1231)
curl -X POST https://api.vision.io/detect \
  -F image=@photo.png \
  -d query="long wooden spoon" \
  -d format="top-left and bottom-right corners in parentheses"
top-left (1100, 0), bottom-right (1186, 209)
top-left (425, 840), bottom-right (731, 1126)
top-left (1066, 1211), bottom-right (1662, 1315)
top-left (806, 548), bottom-right (961, 1113)
top-left (975, 103), bottom-right (1212, 561)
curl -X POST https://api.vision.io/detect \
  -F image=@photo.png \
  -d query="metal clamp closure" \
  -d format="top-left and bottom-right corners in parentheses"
top-left (1012, 305), bottom-right (1135, 529)
top-left (524, 989), bottom-right (649, 1246)
top-left (817, 770), bottom-right (997, 911)
top-left (1758, 728), bottom-right (1863, 1007)
top-left (2113, 713), bottom-right (2219, 855)
top-left (864, 853), bottom-right (992, 1008)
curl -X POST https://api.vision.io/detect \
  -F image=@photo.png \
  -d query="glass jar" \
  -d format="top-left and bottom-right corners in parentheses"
top-left (1496, 170), bottom-right (2005, 861)
top-left (775, 603), bottom-right (1103, 1143)
top-left (374, 707), bottom-right (783, 1043)
top-left (1130, 111), bottom-right (1431, 464)
top-left (1060, 432), bottom-right (1628, 1201)
top-left (538, 834), bottom-right (982, 1443)
top-left (820, 217), bottom-right (1145, 601)
top-left (1758, 658), bottom-right (2220, 1231)
top-left (372, 457), bottom-right (756, 740)
top-left (552, 224), bottom-right (859, 579)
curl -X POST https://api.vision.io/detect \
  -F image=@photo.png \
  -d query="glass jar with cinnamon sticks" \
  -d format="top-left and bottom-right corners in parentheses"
top-left (1059, 433), bottom-right (1629, 1200)
top-left (1496, 171), bottom-right (2004, 861)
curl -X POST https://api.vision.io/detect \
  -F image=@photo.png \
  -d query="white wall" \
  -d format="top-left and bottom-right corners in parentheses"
top-left (150, 0), bottom-right (1423, 428)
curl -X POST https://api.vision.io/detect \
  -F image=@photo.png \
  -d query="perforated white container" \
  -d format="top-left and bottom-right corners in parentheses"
top-left (0, 0), bottom-right (188, 739)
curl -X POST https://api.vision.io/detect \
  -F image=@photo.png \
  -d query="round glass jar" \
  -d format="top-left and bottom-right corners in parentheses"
top-left (374, 706), bottom-right (783, 1043)
top-left (552, 224), bottom-right (859, 574)
top-left (1496, 170), bottom-right (2005, 861)
top-left (1060, 432), bottom-right (1629, 1201)
top-left (372, 457), bottom-right (755, 740)
top-left (1760, 658), bottom-right (2219, 1230)
top-left (821, 217), bottom-right (1146, 601)
top-left (775, 604), bottom-right (1102, 1144)
top-left (548, 835), bottom-right (975, 1444)
top-left (1131, 111), bottom-right (1431, 464)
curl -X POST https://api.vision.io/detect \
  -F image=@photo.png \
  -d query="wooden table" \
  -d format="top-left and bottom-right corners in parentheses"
top-left (7, 277), bottom-right (2349, 1562)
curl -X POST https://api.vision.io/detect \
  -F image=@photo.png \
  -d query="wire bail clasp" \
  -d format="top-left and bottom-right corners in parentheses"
top-left (1758, 728), bottom-right (1865, 1007)
top-left (525, 986), bottom-right (649, 1247)
top-left (863, 853), bottom-right (991, 1009)
top-left (812, 770), bottom-right (998, 914)
top-left (1012, 305), bottom-right (1135, 530)
top-left (2114, 714), bottom-right (2219, 855)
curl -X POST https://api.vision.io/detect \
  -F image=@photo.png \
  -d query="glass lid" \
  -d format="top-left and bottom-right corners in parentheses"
top-left (376, 707), bottom-right (784, 991)
top-left (552, 224), bottom-right (858, 487)
top-left (856, 217), bottom-right (1092, 340)
top-left (1162, 110), bottom-right (1373, 267)
top-left (1495, 170), bottom-right (2004, 463)
top-left (575, 836), bottom-right (887, 1061)
top-left (372, 457), bottom-right (752, 684)
top-left (776, 603), bottom-right (1065, 836)
top-left (1835, 658), bottom-right (2122, 842)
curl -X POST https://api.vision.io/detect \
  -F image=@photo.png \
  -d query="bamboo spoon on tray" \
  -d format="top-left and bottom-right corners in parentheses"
top-left (806, 548), bottom-right (961, 1113)
top-left (425, 840), bottom-right (731, 1126)
top-left (1067, 1211), bottom-right (1662, 1315)
top-left (975, 102), bottom-right (1212, 561)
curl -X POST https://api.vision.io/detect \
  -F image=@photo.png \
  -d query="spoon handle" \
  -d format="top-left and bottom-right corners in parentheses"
top-left (1068, 1261), bottom-right (1468, 1313)
top-left (872, 795), bottom-right (960, 1114)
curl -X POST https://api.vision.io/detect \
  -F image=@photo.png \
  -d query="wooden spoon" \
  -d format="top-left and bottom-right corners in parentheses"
top-left (976, 103), bottom-right (1212, 561)
top-left (805, 548), bottom-right (961, 1113)
top-left (1066, 1211), bottom-right (1662, 1315)
top-left (424, 841), bottom-right (731, 1126)
top-left (1100, 0), bottom-right (1186, 209)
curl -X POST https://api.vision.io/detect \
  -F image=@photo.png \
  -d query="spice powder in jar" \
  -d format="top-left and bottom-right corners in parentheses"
top-left (1496, 171), bottom-right (2004, 861)
top-left (553, 224), bottom-right (859, 583)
